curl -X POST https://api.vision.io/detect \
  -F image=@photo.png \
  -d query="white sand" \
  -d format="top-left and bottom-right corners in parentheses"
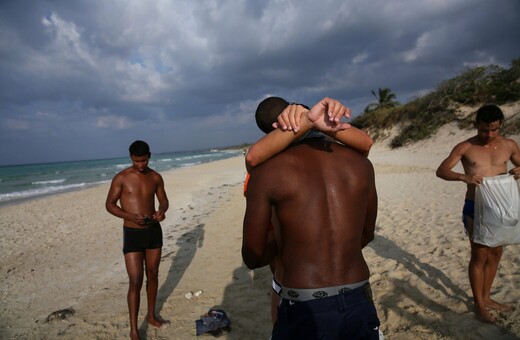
top-left (366, 123), bottom-right (520, 339)
top-left (1, 122), bottom-right (520, 339)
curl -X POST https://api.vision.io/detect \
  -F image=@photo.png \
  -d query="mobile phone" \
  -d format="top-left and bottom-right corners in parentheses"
top-left (143, 216), bottom-right (153, 225)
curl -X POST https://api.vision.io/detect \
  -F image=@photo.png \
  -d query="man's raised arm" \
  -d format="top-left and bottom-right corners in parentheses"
top-left (246, 98), bottom-right (373, 173)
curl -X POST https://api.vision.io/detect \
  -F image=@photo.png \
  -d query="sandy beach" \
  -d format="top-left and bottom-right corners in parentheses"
top-left (1, 121), bottom-right (520, 339)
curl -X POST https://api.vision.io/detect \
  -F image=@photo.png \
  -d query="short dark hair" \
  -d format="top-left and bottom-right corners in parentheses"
top-left (476, 105), bottom-right (504, 124)
top-left (255, 97), bottom-right (290, 134)
top-left (129, 140), bottom-right (151, 157)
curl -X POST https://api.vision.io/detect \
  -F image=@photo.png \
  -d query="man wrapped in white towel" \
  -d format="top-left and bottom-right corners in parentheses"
top-left (436, 104), bottom-right (520, 324)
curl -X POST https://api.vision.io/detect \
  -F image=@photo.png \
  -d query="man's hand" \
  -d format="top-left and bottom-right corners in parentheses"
top-left (272, 104), bottom-right (309, 132)
top-left (153, 210), bottom-right (166, 222)
top-left (133, 214), bottom-right (149, 226)
top-left (272, 98), bottom-right (352, 133)
top-left (463, 174), bottom-right (484, 185)
top-left (509, 167), bottom-right (520, 180)
top-left (308, 97), bottom-right (352, 132)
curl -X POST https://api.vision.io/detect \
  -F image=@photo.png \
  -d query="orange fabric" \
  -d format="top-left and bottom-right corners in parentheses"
top-left (243, 173), bottom-right (250, 197)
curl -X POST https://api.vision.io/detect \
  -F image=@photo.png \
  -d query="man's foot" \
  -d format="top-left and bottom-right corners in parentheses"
top-left (147, 315), bottom-right (170, 328)
top-left (485, 298), bottom-right (512, 312)
top-left (475, 306), bottom-right (495, 324)
top-left (130, 330), bottom-right (141, 340)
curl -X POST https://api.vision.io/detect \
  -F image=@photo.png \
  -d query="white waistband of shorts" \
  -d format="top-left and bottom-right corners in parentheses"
top-left (279, 280), bottom-right (368, 302)
top-left (272, 277), bottom-right (282, 295)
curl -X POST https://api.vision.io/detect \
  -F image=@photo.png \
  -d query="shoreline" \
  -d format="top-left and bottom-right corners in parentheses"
top-left (0, 149), bottom-right (244, 208)
top-left (0, 181), bottom-right (110, 209)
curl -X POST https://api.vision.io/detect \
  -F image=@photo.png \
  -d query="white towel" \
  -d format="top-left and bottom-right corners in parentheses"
top-left (473, 174), bottom-right (520, 246)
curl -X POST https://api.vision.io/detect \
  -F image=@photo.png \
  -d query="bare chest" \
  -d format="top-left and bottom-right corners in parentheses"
top-left (462, 145), bottom-right (510, 176)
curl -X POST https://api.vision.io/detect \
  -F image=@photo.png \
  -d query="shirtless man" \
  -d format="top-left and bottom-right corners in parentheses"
top-left (242, 101), bottom-right (380, 338)
top-left (244, 97), bottom-right (374, 325)
top-left (436, 105), bottom-right (520, 323)
top-left (106, 140), bottom-right (169, 340)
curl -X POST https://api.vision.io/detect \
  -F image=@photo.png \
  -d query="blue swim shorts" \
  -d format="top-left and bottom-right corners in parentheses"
top-left (462, 199), bottom-right (474, 234)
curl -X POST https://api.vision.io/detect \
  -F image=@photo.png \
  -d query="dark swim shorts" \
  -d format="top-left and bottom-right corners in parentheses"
top-left (123, 223), bottom-right (163, 254)
top-left (272, 283), bottom-right (380, 339)
top-left (462, 199), bottom-right (474, 233)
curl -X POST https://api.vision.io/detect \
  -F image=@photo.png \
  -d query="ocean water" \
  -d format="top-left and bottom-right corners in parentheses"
top-left (0, 149), bottom-right (243, 206)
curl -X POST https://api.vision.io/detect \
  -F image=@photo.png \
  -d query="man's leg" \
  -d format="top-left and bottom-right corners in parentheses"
top-left (482, 246), bottom-right (511, 312)
top-left (125, 252), bottom-right (145, 340)
top-left (465, 215), bottom-right (495, 323)
top-left (144, 247), bottom-right (168, 327)
top-left (469, 241), bottom-right (495, 323)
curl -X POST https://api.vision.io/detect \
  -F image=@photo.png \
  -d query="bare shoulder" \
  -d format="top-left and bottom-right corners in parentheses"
top-left (107, 168), bottom-right (132, 195)
top-left (502, 136), bottom-right (520, 149)
top-left (451, 137), bottom-right (475, 154)
top-left (112, 167), bottom-right (132, 181)
top-left (149, 168), bottom-right (164, 181)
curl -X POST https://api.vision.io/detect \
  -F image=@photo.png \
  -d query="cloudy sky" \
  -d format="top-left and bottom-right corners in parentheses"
top-left (1, 0), bottom-right (519, 166)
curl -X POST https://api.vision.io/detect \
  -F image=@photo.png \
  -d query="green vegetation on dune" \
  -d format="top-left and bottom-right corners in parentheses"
top-left (352, 57), bottom-right (520, 148)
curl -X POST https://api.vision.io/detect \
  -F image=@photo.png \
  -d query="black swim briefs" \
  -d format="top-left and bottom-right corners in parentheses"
top-left (123, 223), bottom-right (163, 254)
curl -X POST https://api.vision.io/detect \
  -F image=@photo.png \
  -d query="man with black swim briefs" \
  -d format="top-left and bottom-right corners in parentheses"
top-left (122, 220), bottom-right (163, 254)
top-left (436, 104), bottom-right (520, 323)
top-left (106, 140), bottom-right (169, 340)
top-left (242, 99), bottom-right (380, 339)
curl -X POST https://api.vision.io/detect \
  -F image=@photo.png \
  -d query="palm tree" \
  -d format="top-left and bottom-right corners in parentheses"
top-left (365, 87), bottom-right (399, 112)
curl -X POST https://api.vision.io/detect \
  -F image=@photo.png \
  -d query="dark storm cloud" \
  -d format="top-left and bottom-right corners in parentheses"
top-left (0, 0), bottom-right (519, 165)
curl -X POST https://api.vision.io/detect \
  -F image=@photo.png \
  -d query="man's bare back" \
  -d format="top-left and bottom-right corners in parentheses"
top-left (243, 138), bottom-right (377, 289)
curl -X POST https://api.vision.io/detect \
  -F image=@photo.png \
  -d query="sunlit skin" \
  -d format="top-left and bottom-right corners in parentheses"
top-left (436, 117), bottom-right (520, 323)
